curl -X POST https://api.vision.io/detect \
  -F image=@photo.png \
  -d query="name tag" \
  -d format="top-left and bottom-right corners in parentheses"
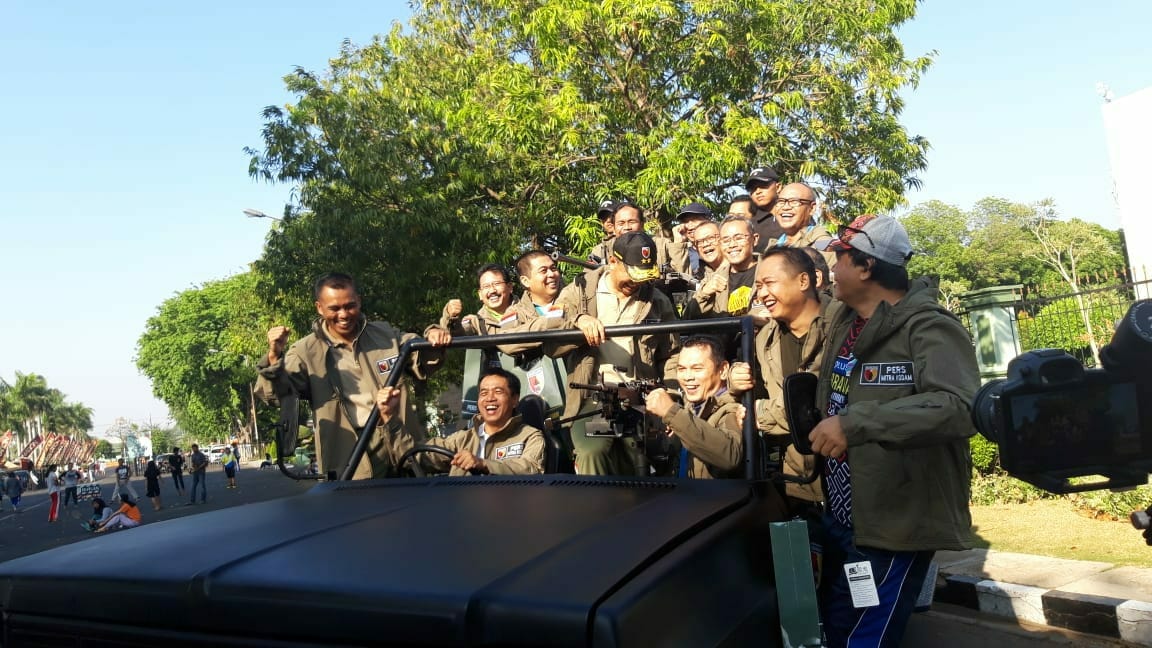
top-left (494, 442), bottom-right (524, 460)
top-left (859, 362), bottom-right (914, 385)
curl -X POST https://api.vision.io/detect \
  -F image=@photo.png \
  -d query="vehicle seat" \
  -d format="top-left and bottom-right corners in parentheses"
top-left (517, 395), bottom-right (571, 474)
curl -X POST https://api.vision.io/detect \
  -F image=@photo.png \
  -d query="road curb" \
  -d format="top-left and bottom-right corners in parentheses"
top-left (938, 574), bottom-right (1152, 646)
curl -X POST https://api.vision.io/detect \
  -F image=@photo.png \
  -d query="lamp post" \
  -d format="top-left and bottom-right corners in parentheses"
top-left (243, 208), bottom-right (281, 222)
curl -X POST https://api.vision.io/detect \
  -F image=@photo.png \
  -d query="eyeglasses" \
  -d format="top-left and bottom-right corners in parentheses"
top-left (777, 198), bottom-right (815, 208)
top-left (837, 225), bottom-right (876, 251)
top-left (479, 281), bottom-right (507, 291)
top-left (696, 234), bottom-right (720, 246)
top-left (720, 234), bottom-right (750, 245)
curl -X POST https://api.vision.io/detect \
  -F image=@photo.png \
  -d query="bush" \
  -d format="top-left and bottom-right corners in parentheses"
top-left (970, 470), bottom-right (1057, 506)
top-left (1069, 480), bottom-right (1152, 520)
top-left (970, 436), bottom-right (999, 475)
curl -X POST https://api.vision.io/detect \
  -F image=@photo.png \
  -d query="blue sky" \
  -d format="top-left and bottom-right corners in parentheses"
top-left (2, 1), bottom-right (1149, 437)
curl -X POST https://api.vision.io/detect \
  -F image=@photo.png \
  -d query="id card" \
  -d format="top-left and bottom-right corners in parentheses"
top-left (844, 561), bottom-right (880, 608)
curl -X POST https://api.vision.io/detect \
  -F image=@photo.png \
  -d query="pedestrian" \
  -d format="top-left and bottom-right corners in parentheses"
top-left (144, 457), bottom-right (163, 511)
top-left (82, 497), bottom-right (112, 531)
top-left (231, 441), bottom-right (241, 471)
top-left (222, 447), bottom-right (237, 489)
top-left (94, 496), bottom-right (141, 532)
top-left (46, 464), bottom-right (60, 522)
top-left (188, 443), bottom-right (208, 505)
top-left (112, 458), bottom-right (139, 503)
top-left (4, 471), bottom-right (23, 512)
top-left (169, 446), bottom-right (186, 496)
top-left (61, 463), bottom-right (81, 508)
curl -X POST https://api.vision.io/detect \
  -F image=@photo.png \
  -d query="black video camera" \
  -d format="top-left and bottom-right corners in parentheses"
top-left (971, 300), bottom-right (1152, 494)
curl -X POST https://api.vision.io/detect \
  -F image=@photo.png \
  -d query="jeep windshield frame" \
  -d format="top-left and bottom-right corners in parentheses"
top-left (340, 316), bottom-right (760, 482)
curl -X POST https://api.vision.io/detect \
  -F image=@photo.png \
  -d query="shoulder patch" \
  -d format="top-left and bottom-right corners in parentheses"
top-left (376, 355), bottom-right (399, 375)
top-left (859, 362), bottom-right (914, 385)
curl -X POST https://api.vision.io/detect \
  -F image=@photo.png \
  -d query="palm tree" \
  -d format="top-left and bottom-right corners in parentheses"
top-left (8, 373), bottom-right (52, 449)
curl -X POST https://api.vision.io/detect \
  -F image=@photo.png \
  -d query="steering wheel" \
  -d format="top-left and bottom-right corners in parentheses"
top-left (396, 445), bottom-right (458, 477)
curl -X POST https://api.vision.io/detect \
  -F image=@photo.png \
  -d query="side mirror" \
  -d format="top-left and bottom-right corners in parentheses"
top-left (276, 393), bottom-right (301, 458)
top-left (783, 373), bottom-right (820, 456)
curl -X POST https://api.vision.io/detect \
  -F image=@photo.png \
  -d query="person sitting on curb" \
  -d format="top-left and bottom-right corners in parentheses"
top-left (94, 496), bottom-right (142, 533)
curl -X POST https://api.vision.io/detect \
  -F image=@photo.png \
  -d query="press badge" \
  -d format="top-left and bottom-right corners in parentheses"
top-left (844, 561), bottom-right (880, 608)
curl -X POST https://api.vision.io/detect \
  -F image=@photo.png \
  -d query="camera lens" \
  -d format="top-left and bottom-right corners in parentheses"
top-left (971, 378), bottom-right (1006, 444)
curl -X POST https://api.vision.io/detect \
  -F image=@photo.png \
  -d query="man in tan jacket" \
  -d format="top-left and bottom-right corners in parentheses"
top-left (376, 368), bottom-right (545, 476)
top-left (256, 272), bottom-right (450, 479)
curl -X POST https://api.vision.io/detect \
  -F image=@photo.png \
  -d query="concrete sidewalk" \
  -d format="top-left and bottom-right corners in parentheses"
top-left (933, 548), bottom-right (1152, 646)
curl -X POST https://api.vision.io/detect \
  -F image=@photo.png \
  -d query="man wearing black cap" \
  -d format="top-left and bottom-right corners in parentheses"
top-left (745, 166), bottom-right (785, 251)
top-left (552, 231), bottom-right (681, 475)
top-left (808, 214), bottom-right (978, 647)
top-left (673, 201), bottom-right (714, 276)
top-left (589, 199), bottom-right (619, 265)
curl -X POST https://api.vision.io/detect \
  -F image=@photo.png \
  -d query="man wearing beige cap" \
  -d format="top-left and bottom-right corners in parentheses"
top-left (553, 231), bottom-right (680, 475)
top-left (809, 214), bottom-right (979, 647)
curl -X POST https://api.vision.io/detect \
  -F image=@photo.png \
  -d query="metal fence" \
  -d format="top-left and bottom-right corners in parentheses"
top-left (1006, 276), bottom-right (1152, 367)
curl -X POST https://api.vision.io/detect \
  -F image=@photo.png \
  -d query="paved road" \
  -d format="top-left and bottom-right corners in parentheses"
top-left (0, 464), bottom-right (316, 563)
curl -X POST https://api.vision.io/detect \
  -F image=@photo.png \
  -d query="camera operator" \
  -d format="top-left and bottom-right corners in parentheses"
top-left (809, 215), bottom-right (979, 648)
top-left (553, 231), bottom-right (681, 476)
top-left (644, 336), bottom-right (742, 479)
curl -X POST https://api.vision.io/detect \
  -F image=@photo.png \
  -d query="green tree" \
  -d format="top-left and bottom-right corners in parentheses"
top-left (136, 273), bottom-right (276, 441)
top-left (248, 0), bottom-right (934, 327)
top-left (94, 439), bottom-right (115, 459)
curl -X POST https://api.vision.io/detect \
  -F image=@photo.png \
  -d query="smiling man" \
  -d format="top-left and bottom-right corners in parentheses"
top-left (439, 263), bottom-right (515, 336)
top-left (257, 272), bottom-right (451, 479)
top-left (376, 368), bottom-right (545, 476)
top-left (811, 215), bottom-right (978, 647)
top-left (644, 336), bottom-right (742, 479)
top-left (685, 216), bottom-right (759, 319)
top-left (728, 247), bottom-right (829, 503)
top-left (769, 183), bottom-right (833, 253)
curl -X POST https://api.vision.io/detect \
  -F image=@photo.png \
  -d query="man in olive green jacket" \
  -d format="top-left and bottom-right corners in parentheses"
top-left (728, 247), bottom-right (830, 503)
top-left (645, 337), bottom-right (742, 479)
top-left (808, 215), bottom-right (978, 648)
top-left (551, 232), bottom-right (680, 475)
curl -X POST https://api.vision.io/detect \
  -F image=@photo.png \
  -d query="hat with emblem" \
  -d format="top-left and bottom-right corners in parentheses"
top-left (821, 214), bottom-right (914, 267)
top-left (744, 165), bottom-right (779, 190)
top-left (596, 199), bottom-right (618, 220)
top-left (612, 232), bottom-right (660, 282)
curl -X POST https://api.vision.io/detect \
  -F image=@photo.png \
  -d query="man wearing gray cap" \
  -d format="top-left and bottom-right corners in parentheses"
top-left (744, 165), bottom-right (784, 250)
top-left (807, 214), bottom-right (979, 647)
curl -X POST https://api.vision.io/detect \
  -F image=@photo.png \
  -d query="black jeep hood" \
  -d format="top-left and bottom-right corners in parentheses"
top-left (0, 476), bottom-right (787, 647)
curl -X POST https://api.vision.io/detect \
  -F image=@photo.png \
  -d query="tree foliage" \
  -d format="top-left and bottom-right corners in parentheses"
top-left (248, 0), bottom-right (934, 328)
top-left (901, 197), bottom-right (1126, 299)
top-left (0, 372), bottom-right (94, 447)
top-left (135, 273), bottom-right (277, 442)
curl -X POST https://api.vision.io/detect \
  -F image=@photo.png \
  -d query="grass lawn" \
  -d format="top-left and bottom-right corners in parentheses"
top-left (971, 499), bottom-right (1152, 568)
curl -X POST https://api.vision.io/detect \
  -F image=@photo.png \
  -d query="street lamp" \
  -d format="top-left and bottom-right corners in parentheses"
top-left (243, 208), bottom-right (281, 221)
